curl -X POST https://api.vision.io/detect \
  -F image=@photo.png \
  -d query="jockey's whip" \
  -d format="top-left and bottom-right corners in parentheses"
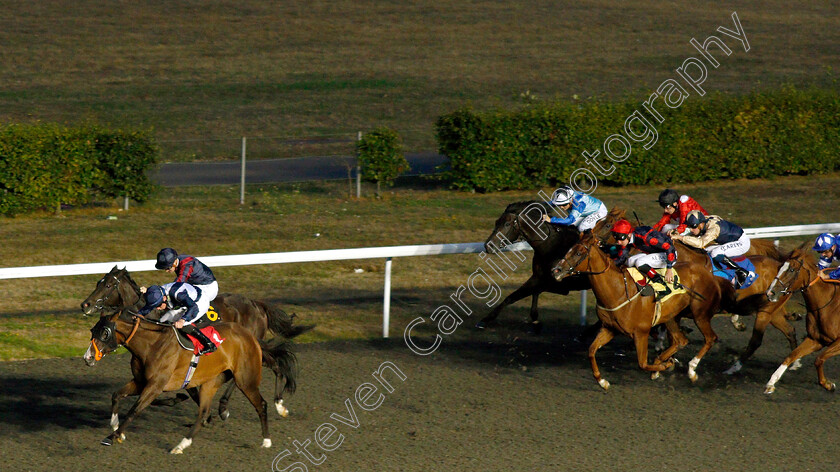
top-left (633, 211), bottom-right (643, 226)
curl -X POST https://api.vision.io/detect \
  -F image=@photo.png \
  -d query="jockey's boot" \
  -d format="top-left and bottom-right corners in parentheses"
top-left (189, 328), bottom-right (217, 355)
top-left (645, 267), bottom-right (671, 301)
top-left (718, 255), bottom-right (751, 287)
top-left (636, 265), bottom-right (655, 297)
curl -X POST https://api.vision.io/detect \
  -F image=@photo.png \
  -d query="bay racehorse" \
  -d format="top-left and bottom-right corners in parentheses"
top-left (671, 240), bottom-right (800, 374)
top-left (477, 202), bottom-right (626, 332)
top-left (81, 266), bottom-right (308, 418)
top-left (764, 248), bottom-right (840, 394)
top-left (84, 310), bottom-right (295, 453)
top-left (552, 233), bottom-right (725, 390)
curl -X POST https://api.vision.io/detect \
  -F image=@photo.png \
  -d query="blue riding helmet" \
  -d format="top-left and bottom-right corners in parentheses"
top-left (684, 210), bottom-right (707, 228)
top-left (813, 233), bottom-right (836, 252)
top-left (155, 248), bottom-right (178, 270)
top-left (138, 285), bottom-right (166, 315)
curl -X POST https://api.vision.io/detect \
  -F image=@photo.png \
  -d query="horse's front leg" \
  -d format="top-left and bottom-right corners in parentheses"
top-left (588, 326), bottom-right (616, 390)
top-left (633, 326), bottom-right (667, 374)
top-left (109, 379), bottom-right (142, 439)
top-left (765, 337), bottom-right (822, 394)
top-left (102, 381), bottom-right (166, 446)
top-left (476, 277), bottom-right (540, 328)
top-left (650, 320), bottom-right (688, 380)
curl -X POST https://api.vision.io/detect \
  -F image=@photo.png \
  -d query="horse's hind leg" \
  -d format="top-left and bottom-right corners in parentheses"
top-left (765, 337), bottom-right (822, 394)
top-left (234, 377), bottom-right (270, 447)
top-left (651, 320), bottom-right (689, 379)
top-left (632, 326), bottom-right (668, 374)
top-left (725, 309), bottom-right (772, 375)
top-left (171, 375), bottom-right (227, 454)
top-left (217, 380), bottom-right (236, 421)
top-left (769, 309), bottom-right (801, 370)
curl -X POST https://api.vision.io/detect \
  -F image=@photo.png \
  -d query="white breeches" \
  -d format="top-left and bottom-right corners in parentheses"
top-left (577, 203), bottom-right (608, 232)
top-left (628, 252), bottom-right (672, 269)
top-left (707, 233), bottom-right (751, 259)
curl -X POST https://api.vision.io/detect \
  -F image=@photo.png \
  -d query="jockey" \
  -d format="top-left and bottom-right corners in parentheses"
top-left (672, 210), bottom-right (754, 286)
top-left (653, 189), bottom-right (709, 236)
top-left (138, 282), bottom-right (217, 355)
top-left (813, 233), bottom-right (840, 281)
top-left (608, 219), bottom-right (677, 299)
top-left (541, 186), bottom-right (608, 233)
top-left (154, 248), bottom-right (218, 326)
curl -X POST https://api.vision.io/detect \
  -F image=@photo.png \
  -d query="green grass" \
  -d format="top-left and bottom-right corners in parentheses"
top-left (0, 1), bottom-right (837, 159)
top-left (3, 173), bottom-right (840, 360)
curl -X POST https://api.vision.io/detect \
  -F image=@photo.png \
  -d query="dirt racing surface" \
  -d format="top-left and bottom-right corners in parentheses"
top-left (2, 316), bottom-right (839, 472)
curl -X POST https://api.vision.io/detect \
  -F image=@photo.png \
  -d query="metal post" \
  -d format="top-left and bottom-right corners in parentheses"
top-left (579, 290), bottom-right (588, 326)
top-left (123, 196), bottom-right (129, 211)
top-left (240, 137), bottom-right (247, 205)
top-left (383, 257), bottom-right (392, 338)
top-left (356, 131), bottom-right (362, 198)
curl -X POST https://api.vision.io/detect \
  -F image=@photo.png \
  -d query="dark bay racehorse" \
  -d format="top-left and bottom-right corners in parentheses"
top-left (764, 248), bottom-right (839, 393)
top-left (84, 310), bottom-right (296, 453)
top-left (552, 234), bottom-right (725, 390)
top-left (477, 202), bottom-right (625, 332)
top-left (81, 266), bottom-right (309, 418)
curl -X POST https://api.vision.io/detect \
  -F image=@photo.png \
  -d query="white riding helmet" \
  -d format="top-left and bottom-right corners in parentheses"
top-left (551, 187), bottom-right (575, 206)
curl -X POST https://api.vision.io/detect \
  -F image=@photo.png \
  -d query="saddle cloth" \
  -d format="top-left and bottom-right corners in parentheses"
top-left (174, 326), bottom-right (225, 355)
top-left (626, 267), bottom-right (686, 303)
top-left (709, 255), bottom-right (757, 289)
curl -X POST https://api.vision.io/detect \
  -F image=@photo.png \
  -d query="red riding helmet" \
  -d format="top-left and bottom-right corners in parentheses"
top-left (610, 219), bottom-right (633, 241)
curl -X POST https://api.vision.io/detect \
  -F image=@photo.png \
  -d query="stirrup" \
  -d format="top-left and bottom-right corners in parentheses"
top-left (198, 344), bottom-right (216, 356)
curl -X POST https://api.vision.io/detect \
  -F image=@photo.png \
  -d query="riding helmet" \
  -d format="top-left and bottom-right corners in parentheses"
top-left (813, 233), bottom-right (837, 252)
top-left (139, 285), bottom-right (166, 315)
top-left (657, 189), bottom-right (679, 208)
top-left (155, 247), bottom-right (178, 270)
top-left (610, 219), bottom-right (633, 241)
top-left (551, 186), bottom-right (575, 206)
top-left (684, 210), bottom-right (707, 228)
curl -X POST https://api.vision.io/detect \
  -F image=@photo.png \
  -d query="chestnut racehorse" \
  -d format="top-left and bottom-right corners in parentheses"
top-left (764, 248), bottom-right (840, 394)
top-left (552, 234), bottom-right (724, 390)
top-left (669, 240), bottom-right (800, 374)
top-left (81, 266), bottom-right (307, 418)
top-left (83, 310), bottom-right (295, 453)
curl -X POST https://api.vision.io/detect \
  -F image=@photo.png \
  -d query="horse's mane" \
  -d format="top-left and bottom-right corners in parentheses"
top-left (783, 243), bottom-right (817, 265)
top-left (504, 200), bottom-right (552, 215)
top-left (118, 268), bottom-right (143, 294)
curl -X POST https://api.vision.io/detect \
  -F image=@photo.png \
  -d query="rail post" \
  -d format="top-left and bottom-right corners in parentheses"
top-left (383, 257), bottom-right (393, 338)
top-left (240, 136), bottom-right (247, 205)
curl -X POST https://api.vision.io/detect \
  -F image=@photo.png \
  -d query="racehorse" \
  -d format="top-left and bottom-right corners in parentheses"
top-left (552, 233), bottom-right (725, 390)
top-left (764, 248), bottom-right (840, 394)
top-left (477, 203), bottom-right (626, 332)
top-left (670, 240), bottom-right (800, 374)
top-left (81, 266), bottom-right (309, 418)
top-left (83, 309), bottom-right (295, 453)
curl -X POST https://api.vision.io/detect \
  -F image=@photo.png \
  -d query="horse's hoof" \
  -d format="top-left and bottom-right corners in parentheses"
top-left (262, 438), bottom-right (272, 448)
top-left (116, 433), bottom-right (125, 443)
top-left (688, 372), bottom-right (698, 383)
top-left (598, 378), bottom-right (610, 391)
top-left (219, 409), bottom-right (230, 421)
top-left (764, 385), bottom-right (776, 395)
top-left (101, 437), bottom-right (113, 446)
top-left (475, 321), bottom-right (487, 330)
top-left (651, 372), bottom-right (661, 380)
top-left (276, 400), bottom-right (289, 418)
top-left (825, 381), bottom-right (836, 392)
top-left (529, 321), bottom-right (542, 335)
top-left (170, 438), bottom-right (192, 454)
top-left (723, 360), bottom-right (742, 375)
top-left (733, 322), bottom-right (747, 332)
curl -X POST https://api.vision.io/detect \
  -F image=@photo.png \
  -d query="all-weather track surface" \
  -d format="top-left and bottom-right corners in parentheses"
top-left (151, 152), bottom-right (447, 186)
top-left (2, 316), bottom-right (839, 472)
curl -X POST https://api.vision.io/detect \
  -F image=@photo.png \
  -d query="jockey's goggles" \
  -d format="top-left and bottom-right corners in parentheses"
top-left (611, 232), bottom-right (629, 241)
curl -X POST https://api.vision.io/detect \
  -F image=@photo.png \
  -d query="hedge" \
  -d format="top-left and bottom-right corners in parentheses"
top-left (357, 127), bottom-right (410, 195)
top-left (435, 87), bottom-right (840, 192)
top-left (0, 123), bottom-right (158, 216)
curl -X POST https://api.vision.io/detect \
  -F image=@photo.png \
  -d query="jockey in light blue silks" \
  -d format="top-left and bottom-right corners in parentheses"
top-left (541, 186), bottom-right (608, 232)
top-left (813, 233), bottom-right (840, 281)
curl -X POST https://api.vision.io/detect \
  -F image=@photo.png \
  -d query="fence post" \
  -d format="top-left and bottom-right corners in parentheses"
top-left (383, 257), bottom-right (392, 338)
top-left (240, 137), bottom-right (247, 205)
top-left (123, 196), bottom-right (129, 211)
top-left (356, 131), bottom-right (362, 199)
top-left (579, 290), bottom-right (588, 326)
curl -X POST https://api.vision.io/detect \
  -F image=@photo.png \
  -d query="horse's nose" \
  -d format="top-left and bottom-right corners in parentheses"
top-left (81, 301), bottom-right (90, 310)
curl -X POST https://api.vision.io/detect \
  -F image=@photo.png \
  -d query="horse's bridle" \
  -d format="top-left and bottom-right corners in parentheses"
top-left (772, 258), bottom-right (839, 311)
top-left (90, 273), bottom-right (123, 312)
top-left (556, 242), bottom-right (610, 277)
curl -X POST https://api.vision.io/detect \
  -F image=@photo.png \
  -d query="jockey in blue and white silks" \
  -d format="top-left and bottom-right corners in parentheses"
top-left (813, 233), bottom-right (840, 280)
top-left (138, 282), bottom-right (217, 355)
top-left (543, 186), bottom-right (608, 232)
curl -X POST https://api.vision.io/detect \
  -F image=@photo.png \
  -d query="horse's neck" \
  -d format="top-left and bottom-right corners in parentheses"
top-left (527, 227), bottom-right (575, 256)
top-left (117, 319), bottom-right (175, 362)
top-left (583, 248), bottom-right (631, 301)
top-left (805, 276), bottom-right (839, 314)
top-left (118, 279), bottom-right (144, 309)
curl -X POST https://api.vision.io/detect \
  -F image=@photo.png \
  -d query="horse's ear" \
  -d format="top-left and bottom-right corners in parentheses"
top-left (111, 265), bottom-right (119, 272)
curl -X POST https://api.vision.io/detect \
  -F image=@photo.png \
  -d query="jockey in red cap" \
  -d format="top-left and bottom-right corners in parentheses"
top-left (608, 219), bottom-right (678, 299)
top-left (653, 189), bottom-right (709, 236)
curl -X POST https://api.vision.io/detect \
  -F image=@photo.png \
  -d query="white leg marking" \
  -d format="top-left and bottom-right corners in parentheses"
top-left (765, 364), bottom-right (789, 392)
top-left (110, 413), bottom-right (119, 430)
top-left (723, 359), bottom-right (742, 375)
top-left (790, 358), bottom-right (803, 371)
top-left (275, 399), bottom-right (289, 417)
top-left (170, 437), bottom-right (192, 454)
top-left (262, 438), bottom-right (272, 448)
top-left (598, 378), bottom-right (610, 390)
top-left (688, 356), bottom-right (700, 381)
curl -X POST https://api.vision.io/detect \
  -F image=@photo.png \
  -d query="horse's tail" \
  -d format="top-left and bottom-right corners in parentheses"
top-left (255, 300), bottom-right (315, 339)
top-left (260, 337), bottom-right (298, 395)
